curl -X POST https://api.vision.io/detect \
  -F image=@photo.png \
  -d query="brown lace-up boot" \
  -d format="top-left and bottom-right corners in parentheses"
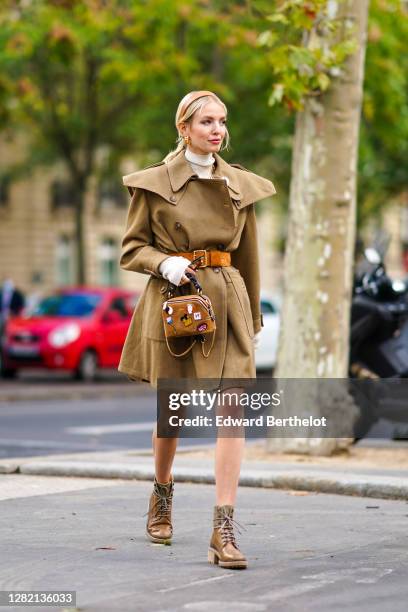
top-left (146, 475), bottom-right (174, 544)
top-left (208, 505), bottom-right (247, 569)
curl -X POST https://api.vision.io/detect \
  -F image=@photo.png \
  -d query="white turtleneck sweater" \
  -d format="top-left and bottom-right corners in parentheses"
top-left (184, 147), bottom-right (230, 186)
top-left (184, 147), bottom-right (215, 179)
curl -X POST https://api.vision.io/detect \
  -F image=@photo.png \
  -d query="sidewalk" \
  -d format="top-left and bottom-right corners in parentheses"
top-left (1, 442), bottom-right (407, 501)
top-left (1, 473), bottom-right (407, 611)
top-left (1, 443), bottom-right (408, 610)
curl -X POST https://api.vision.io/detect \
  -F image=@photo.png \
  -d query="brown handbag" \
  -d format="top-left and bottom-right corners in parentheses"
top-left (162, 269), bottom-right (216, 358)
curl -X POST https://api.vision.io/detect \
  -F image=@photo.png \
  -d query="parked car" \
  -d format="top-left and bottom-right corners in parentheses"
top-left (255, 293), bottom-right (280, 371)
top-left (1, 287), bottom-right (139, 381)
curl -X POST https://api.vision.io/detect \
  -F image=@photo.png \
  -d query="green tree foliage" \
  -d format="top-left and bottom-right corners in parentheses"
top-left (255, 0), bottom-right (408, 226)
top-left (0, 0), bottom-right (406, 248)
top-left (358, 0), bottom-right (408, 223)
top-left (0, 0), bottom-right (289, 183)
top-left (0, 0), bottom-right (292, 281)
top-left (256, 0), bottom-right (356, 111)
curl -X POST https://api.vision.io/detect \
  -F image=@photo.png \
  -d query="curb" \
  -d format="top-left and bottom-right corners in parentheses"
top-left (0, 385), bottom-right (151, 404)
top-left (8, 460), bottom-right (408, 501)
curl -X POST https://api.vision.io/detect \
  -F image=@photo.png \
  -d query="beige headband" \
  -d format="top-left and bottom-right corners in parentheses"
top-left (177, 90), bottom-right (218, 125)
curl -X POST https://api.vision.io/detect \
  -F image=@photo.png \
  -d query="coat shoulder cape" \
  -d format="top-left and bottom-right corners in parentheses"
top-left (227, 162), bottom-right (276, 206)
top-left (122, 162), bottom-right (171, 201)
top-left (122, 153), bottom-right (276, 207)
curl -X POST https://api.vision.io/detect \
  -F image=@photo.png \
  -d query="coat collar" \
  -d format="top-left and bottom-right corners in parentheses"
top-left (167, 150), bottom-right (276, 206)
top-left (123, 149), bottom-right (276, 207)
top-left (166, 149), bottom-right (242, 198)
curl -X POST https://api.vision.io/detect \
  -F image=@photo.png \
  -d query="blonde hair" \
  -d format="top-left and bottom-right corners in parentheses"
top-left (163, 93), bottom-right (230, 163)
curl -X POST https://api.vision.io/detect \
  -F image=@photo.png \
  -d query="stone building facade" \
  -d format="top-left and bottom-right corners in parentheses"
top-left (0, 136), bottom-right (132, 300)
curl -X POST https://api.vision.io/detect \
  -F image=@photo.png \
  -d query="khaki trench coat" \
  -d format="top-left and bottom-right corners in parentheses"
top-left (118, 149), bottom-right (276, 387)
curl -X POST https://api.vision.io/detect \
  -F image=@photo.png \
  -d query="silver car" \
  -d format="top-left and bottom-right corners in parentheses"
top-left (255, 293), bottom-right (280, 371)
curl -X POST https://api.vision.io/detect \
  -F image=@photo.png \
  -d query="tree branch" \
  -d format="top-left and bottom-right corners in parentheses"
top-left (83, 50), bottom-right (100, 177)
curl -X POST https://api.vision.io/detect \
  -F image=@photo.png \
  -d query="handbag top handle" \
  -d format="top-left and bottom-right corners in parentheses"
top-left (166, 255), bottom-right (204, 298)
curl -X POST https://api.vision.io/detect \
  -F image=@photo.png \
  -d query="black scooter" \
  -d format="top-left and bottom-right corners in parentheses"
top-left (349, 246), bottom-right (408, 438)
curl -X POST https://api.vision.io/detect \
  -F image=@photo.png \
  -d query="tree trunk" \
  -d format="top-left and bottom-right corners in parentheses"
top-left (266, 0), bottom-right (369, 456)
top-left (74, 182), bottom-right (86, 286)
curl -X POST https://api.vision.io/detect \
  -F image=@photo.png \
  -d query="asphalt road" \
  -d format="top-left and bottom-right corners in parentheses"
top-left (0, 371), bottom-right (278, 459)
top-left (1, 373), bottom-right (407, 459)
top-left (0, 395), bottom-right (154, 459)
top-left (0, 377), bottom-right (212, 458)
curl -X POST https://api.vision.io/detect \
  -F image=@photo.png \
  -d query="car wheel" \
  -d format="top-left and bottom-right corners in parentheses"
top-left (1, 367), bottom-right (18, 379)
top-left (75, 349), bottom-right (98, 382)
top-left (0, 351), bottom-right (17, 379)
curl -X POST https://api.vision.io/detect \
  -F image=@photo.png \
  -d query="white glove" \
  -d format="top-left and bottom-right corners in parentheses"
top-left (159, 256), bottom-right (192, 286)
top-left (252, 331), bottom-right (261, 350)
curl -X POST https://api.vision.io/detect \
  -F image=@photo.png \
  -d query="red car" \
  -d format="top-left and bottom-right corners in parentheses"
top-left (1, 287), bottom-right (139, 381)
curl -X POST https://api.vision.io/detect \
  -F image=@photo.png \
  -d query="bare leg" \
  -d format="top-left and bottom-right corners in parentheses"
top-left (146, 423), bottom-right (177, 543)
top-left (152, 423), bottom-right (179, 483)
top-left (215, 387), bottom-right (245, 506)
top-left (215, 437), bottom-right (245, 506)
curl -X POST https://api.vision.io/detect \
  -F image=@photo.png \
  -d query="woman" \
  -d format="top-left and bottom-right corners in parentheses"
top-left (118, 90), bottom-right (276, 569)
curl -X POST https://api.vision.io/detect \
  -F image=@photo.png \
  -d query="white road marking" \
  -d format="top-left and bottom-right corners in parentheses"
top-left (0, 437), bottom-right (100, 450)
top-left (184, 602), bottom-right (267, 611)
top-left (157, 574), bottom-right (233, 593)
top-left (259, 566), bottom-right (395, 602)
top-left (302, 567), bottom-right (394, 584)
top-left (66, 422), bottom-right (156, 435)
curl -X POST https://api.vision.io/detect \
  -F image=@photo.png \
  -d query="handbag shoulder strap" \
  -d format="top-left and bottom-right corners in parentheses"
top-left (165, 330), bottom-right (216, 359)
top-left (200, 329), bottom-right (216, 358)
top-left (165, 335), bottom-right (197, 358)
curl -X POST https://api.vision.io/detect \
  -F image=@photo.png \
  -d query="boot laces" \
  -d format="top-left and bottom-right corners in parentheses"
top-left (143, 480), bottom-right (173, 520)
top-left (153, 484), bottom-right (173, 519)
top-left (215, 514), bottom-right (246, 547)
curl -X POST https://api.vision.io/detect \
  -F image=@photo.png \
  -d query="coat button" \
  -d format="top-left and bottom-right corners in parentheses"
top-left (170, 195), bottom-right (177, 202)
top-left (175, 222), bottom-right (182, 230)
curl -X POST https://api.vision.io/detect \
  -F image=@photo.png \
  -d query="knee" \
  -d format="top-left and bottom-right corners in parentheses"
top-left (216, 387), bottom-right (245, 419)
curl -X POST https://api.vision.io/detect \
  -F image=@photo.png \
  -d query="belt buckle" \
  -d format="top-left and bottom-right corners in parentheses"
top-left (193, 249), bottom-right (208, 268)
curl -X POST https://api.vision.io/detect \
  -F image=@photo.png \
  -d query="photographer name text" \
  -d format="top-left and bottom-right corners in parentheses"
top-left (167, 415), bottom-right (327, 427)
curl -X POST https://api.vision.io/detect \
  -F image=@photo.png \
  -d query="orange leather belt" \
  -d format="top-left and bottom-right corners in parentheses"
top-left (170, 249), bottom-right (231, 268)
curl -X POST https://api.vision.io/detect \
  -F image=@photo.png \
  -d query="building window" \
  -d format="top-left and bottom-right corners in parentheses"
top-left (97, 179), bottom-right (127, 209)
top-left (55, 235), bottom-right (74, 286)
top-left (51, 179), bottom-right (76, 208)
top-left (99, 238), bottom-right (118, 286)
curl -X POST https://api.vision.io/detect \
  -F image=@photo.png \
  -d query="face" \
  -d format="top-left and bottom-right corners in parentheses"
top-left (180, 100), bottom-right (227, 155)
